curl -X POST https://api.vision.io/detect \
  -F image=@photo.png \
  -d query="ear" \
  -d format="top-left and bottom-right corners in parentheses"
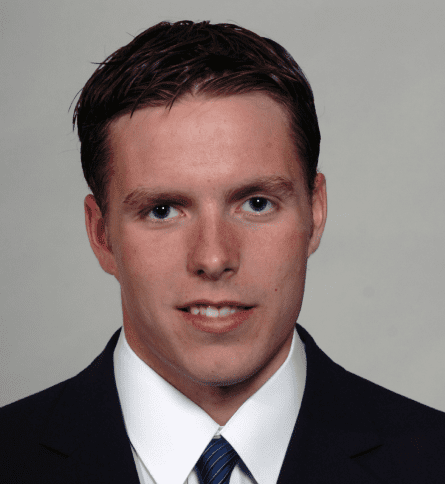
top-left (307, 173), bottom-right (327, 257)
top-left (84, 194), bottom-right (118, 277)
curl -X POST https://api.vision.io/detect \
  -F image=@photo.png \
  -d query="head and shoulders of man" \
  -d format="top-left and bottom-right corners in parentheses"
top-left (77, 20), bottom-right (326, 426)
top-left (2, 20), bottom-right (443, 436)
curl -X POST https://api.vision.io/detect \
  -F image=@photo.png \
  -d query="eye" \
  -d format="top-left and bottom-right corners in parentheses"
top-left (146, 204), bottom-right (181, 221)
top-left (240, 197), bottom-right (274, 215)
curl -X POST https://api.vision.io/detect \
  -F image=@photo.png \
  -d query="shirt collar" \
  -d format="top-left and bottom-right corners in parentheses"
top-left (114, 326), bottom-right (306, 484)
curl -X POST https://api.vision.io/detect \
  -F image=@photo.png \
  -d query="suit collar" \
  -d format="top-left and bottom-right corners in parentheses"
top-left (38, 328), bottom-right (140, 483)
top-left (277, 324), bottom-right (386, 483)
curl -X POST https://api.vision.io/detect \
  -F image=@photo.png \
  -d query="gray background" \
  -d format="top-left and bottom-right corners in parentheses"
top-left (1, 0), bottom-right (444, 409)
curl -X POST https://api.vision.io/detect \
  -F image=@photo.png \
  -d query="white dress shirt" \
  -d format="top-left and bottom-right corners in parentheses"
top-left (113, 326), bottom-right (306, 484)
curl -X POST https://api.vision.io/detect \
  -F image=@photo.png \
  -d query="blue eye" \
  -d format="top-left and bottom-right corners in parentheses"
top-left (147, 205), bottom-right (180, 221)
top-left (241, 197), bottom-right (274, 214)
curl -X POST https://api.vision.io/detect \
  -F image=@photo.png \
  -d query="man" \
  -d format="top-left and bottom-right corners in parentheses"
top-left (1, 20), bottom-right (444, 484)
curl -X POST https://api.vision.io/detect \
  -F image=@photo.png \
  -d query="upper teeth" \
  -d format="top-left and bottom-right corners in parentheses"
top-left (189, 306), bottom-right (239, 317)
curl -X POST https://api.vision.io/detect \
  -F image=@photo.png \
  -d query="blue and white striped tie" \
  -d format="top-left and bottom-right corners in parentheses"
top-left (195, 436), bottom-right (243, 484)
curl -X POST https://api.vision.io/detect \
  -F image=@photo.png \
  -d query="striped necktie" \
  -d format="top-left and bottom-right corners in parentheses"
top-left (195, 436), bottom-right (242, 484)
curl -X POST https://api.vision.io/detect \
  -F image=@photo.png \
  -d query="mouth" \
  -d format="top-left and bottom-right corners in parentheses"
top-left (177, 302), bottom-right (256, 333)
top-left (178, 304), bottom-right (254, 318)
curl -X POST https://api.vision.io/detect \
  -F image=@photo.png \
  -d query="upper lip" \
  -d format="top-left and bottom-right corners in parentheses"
top-left (177, 300), bottom-right (254, 309)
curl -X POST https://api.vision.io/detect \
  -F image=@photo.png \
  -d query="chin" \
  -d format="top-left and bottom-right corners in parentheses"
top-left (196, 374), bottom-right (252, 387)
top-left (183, 361), bottom-right (261, 388)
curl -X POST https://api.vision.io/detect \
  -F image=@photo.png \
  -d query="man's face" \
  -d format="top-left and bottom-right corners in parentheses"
top-left (86, 93), bottom-right (326, 391)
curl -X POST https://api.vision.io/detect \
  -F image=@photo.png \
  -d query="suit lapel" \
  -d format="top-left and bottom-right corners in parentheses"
top-left (277, 324), bottom-right (390, 484)
top-left (38, 329), bottom-right (140, 484)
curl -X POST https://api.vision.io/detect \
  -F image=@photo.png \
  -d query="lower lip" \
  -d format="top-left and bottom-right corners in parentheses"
top-left (178, 307), bottom-right (255, 334)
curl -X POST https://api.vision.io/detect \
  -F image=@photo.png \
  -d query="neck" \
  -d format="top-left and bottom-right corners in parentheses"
top-left (125, 327), bottom-right (293, 426)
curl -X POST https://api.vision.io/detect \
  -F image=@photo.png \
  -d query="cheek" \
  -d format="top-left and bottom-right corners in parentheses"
top-left (271, 230), bottom-right (310, 317)
top-left (252, 224), bottom-right (309, 278)
top-left (113, 229), bottom-right (178, 287)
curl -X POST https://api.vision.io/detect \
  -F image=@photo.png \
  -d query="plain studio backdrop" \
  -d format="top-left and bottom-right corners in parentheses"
top-left (1, 0), bottom-right (444, 410)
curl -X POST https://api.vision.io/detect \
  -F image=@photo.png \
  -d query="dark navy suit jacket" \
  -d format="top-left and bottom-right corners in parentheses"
top-left (2, 324), bottom-right (445, 483)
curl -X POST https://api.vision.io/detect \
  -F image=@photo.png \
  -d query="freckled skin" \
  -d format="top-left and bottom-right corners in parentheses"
top-left (85, 93), bottom-right (327, 424)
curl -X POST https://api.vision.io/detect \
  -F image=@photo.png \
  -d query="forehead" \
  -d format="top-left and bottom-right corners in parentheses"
top-left (107, 93), bottom-right (302, 193)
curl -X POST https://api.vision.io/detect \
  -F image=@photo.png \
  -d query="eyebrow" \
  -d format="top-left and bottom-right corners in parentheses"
top-left (224, 175), bottom-right (296, 203)
top-left (122, 175), bottom-right (296, 212)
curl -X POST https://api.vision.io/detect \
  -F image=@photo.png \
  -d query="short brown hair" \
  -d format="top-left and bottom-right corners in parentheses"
top-left (73, 20), bottom-right (320, 218)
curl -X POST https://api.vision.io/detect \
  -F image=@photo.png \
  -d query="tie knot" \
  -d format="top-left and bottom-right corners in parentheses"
top-left (195, 437), bottom-right (240, 484)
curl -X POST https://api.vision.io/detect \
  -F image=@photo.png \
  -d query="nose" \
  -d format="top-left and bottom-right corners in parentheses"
top-left (187, 212), bottom-right (239, 281)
